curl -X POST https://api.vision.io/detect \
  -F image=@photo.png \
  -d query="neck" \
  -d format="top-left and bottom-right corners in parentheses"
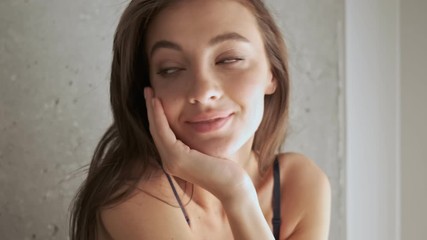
top-left (228, 137), bottom-right (260, 184)
top-left (224, 135), bottom-right (257, 170)
top-left (191, 184), bottom-right (224, 213)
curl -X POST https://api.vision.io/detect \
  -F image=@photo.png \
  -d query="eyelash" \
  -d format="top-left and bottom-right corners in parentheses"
top-left (157, 67), bottom-right (184, 76)
top-left (216, 57), bottom-right (244, 65)
top-left (156, 57), bottom-right (244, 77)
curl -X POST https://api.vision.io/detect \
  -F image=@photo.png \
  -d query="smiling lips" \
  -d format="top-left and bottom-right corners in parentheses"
top-left (186, 112), bottom-right (234, 133)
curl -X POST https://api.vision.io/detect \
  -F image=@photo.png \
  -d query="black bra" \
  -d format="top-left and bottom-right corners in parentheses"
top-left (163, 157), bottom-right (282, 239)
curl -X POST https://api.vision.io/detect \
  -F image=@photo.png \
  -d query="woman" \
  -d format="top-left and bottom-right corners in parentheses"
top-left (70, 0), bottom-right (331, 239)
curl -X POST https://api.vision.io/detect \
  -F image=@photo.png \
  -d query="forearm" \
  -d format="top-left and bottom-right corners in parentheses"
top-left (146, 91), bottom-right (273, 238)
top-left (222, 181), bottom-right (275, 240)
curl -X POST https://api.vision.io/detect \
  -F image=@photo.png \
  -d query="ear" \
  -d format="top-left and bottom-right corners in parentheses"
top-left (265, 72), bottom-right (277, 95)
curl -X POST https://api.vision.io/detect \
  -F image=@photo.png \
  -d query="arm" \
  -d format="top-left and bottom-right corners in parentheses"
top-left (101, 194), bottom-right (195, 240)
top-left (209, 170), bottom-right (275, 240)
top-left (279, 153), bottom-right (331, 240)
top-left (101, 88), bottom-right (274, 240)
top-left (101, 178), bottom-right (274, 240)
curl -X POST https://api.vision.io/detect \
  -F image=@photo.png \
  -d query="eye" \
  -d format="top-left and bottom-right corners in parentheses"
top-left (157, 67), bottom-right (185, 77)
top-left (216, 57), bottom-right (244, 65)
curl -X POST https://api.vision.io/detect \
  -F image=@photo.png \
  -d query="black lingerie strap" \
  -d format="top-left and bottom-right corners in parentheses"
top-left (162, 168), bottom-right (191, 226)
top-left (272, 158), bottom-right (281, 239)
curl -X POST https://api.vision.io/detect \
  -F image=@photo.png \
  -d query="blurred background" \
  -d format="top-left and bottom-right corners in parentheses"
top-left (0, 0), bottom-right (425, 239)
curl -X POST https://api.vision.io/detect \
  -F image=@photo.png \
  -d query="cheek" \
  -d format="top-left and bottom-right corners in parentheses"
top-left (151, 80), bottom-right (184, 119)
top-left (159, 96), bottom-right (181, 123)
top-left (152, 88), bottom-right (183, 130)
top-left (230, 70), bottom-right (268, 120)
top-left (227, 68), bottom-right (269, 100)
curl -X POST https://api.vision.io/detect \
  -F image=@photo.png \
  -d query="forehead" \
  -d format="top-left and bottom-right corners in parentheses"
top-left (146, 0), bottom-right (262, 48)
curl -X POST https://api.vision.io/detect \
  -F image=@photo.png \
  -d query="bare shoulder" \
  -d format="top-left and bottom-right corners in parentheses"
top-left (277, 152), bottom-right (330, 193)
top-left (99, 170), bottom-right (193, 240)
top-left (277, 152), bottom-right (331, 240)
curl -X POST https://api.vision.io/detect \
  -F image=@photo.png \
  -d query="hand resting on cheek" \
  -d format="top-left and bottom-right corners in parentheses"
top-left (144, 87), bottom-right (257, 205)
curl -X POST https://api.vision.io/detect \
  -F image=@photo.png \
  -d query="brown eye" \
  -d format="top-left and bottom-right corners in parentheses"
top-left (157, 67), bottom-right (185, 77)
top-left (217, 57), bottom-right (244, 65)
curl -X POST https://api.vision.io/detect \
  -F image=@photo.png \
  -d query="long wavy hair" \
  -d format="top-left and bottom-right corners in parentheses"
top-left (69, 0), bottom-right (290, 239)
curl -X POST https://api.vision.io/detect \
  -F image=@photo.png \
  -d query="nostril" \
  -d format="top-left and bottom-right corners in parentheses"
top-left (187, 77), bottom-right (222, 104)
top-left (189, 98), bottom-right (197, 104)
top-left (188, 92), bottom-right (221, 104)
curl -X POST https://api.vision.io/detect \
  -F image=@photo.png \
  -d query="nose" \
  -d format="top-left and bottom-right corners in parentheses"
top-left (187, 70), bottom-right (222, 104)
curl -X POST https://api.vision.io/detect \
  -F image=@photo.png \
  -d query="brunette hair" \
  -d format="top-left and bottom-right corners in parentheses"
top-left (69, 0), bottom-right (289, 239)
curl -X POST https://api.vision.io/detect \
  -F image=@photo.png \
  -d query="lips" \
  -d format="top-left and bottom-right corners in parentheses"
top-left (186, 112), bottom-right (234, 133)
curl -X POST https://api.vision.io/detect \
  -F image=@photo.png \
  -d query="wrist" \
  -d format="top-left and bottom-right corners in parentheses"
top-left (221, 178), bottom-right (275, 240)
top-left (220, 173), bottom-right (258, 211)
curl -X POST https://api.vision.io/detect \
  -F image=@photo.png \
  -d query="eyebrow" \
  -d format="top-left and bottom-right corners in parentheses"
top-left (150, 32), bottom-right (250, 57)
top-left (208, 32), bottom-right (250, 46)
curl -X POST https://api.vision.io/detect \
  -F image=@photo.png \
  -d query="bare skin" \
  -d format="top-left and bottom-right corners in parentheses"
top-left (100, 0), bottom-right (331, 239)
top-left (99, 152), bottom-right (330, 240)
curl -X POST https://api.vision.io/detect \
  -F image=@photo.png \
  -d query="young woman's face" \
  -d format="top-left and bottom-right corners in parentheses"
top-left (146, 0), bottom-right (276, 158)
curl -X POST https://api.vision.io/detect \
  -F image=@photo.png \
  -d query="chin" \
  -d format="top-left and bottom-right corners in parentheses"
top-left (184, 136), bottom-right (250, 160)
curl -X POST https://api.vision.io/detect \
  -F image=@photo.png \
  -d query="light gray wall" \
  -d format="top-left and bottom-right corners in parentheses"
top-left (345, 0), bottom-right (401, 239)
top-left (346, 1), bottom-right (427, 239)
top-left (0, 0), bottom-right (345, 239)
top-left (269, 1), bottom-right (345, 239)
top-left (400, 0), bottom-right (427, 239)
top-left (0, 1), bottom-right (122, 239)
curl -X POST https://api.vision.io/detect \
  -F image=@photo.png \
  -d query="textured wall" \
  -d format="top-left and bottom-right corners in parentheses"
top-left (268, 1), bottom-right (345, 239)
top-left (0, 0), bottom-right (344, 239)
top-left (0, 0), bottom-right (122, 239)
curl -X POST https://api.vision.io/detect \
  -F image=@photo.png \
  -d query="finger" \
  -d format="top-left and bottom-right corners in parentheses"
top-left (144, 87), bottom-right (176, 148)
top-left (151, 97), bottom-right (177, 146)
top-left (144, 87), bottom-right (156, 135)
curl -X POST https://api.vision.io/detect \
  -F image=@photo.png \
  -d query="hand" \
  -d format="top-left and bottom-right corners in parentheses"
top-left (144, 87), bottom-right (255, 203)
